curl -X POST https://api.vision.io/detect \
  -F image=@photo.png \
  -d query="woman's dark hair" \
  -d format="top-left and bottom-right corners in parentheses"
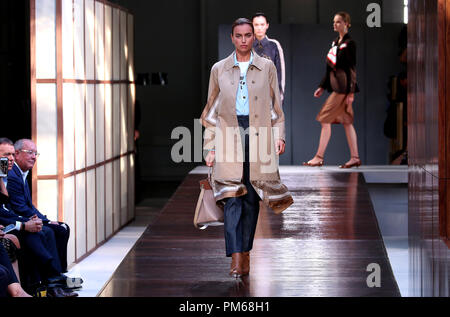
top-left (252, 12), bottom-right (269, 24)
top-left (231, 18), bottom-right (254, 35)
top-left (336, 11), bottom-right (351, 28)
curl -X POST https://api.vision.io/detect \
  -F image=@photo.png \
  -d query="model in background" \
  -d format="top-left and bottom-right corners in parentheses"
top-left (304, 12), bottom-right (361, 168)
top-left (252, 12), bottom-right (285, 102)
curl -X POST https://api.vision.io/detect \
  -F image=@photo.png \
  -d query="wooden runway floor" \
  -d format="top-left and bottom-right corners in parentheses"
top-left (99, 170), bottom-right (400, 297)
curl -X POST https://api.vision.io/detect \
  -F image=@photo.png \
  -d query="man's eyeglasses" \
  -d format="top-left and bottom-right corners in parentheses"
top-left (19, 150), bottom-right (40, 157)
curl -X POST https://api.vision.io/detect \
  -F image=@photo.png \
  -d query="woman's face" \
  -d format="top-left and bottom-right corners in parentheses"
top-left (333, 15), bottom-right (348, 33)
top-left (253, 16), bottom-right (269, 39)
top-left (231, 24), bottom-right (254, 55)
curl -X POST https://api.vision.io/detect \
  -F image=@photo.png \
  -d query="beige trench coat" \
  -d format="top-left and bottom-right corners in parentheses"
top-left (200, 51), bottom-right (293, 214)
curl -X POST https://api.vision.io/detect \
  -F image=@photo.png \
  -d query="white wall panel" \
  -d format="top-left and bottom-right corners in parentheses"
top-left (96, 166), bottom-right (105, 243)
top-left (75, 173), bottom-right (86, 258)
top-left (105, 162), bottom-right (113, 238)
top-left (36, 84), bottom-right (58, 176)
top-left (84, 0), bottom-right (95, 80)
top-left (127, 154), bottom-right (135, 221)
top-left (120, 11), bottom-right (127, 80)
top-left (112, 8), bottom-right (120, 80)
top-left (105, 84), bottom-right (113, 159)
top-left (105, 6), bottom-right (112, 81)
top-left (37, 179), bottom-right (58, 221)
top-left (120, 156), bottom-right (127, 226)
top-left (120, 84), bottom-right (127, 154)
top-left (36, 0), bottom-right (56, 79)
top-left (86, 169), bottom-right (96, 251)
top-left (62, 0), bottom-right (74, 79)
top-left (113, 160), bottom-right (120, 231)
top-left (63, 83), bottom-right (75, 174)
top-left (128, 84), bottom-right (135, 152)
top-left (96, 84), bottom-right (105, 163)
top-left (75, 84), bottom-right (86, 170)
top-left (74, 0), bottom-right (85, 80)
top-left (112, 84), bottom-right (120, 157)
top-left (127, 14), bottom-right (134, 82)
top-left (33, 0), bottom-right (134, 265)
top-left (95, 1), bottom-right (104, 80)
top-left (86, 84), bottom-right (96, 166)
top-left (64, 176), bottom-right (76, 264)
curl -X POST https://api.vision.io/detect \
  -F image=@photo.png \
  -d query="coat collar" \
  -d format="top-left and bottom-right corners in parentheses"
top-left (12, 163), bottom-right (28, 184)
top-left (333, 33), bottom-right (351, 46)
top-left (253, 35), bottom-right (269, 47)
top-left (224, 49), bottom-right (264, 71)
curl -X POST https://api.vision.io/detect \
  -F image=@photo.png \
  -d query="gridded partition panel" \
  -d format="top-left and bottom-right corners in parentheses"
top-left (96, 165), bottom-right (105, 243)
top-left (64, 176), bottom-right (75, 264)
top-left (36, 84), bottom-right (58, 176)
top-left (105, 162), bottom-right (113, 237)
top-left (31, 0), bottom-right (135, 264)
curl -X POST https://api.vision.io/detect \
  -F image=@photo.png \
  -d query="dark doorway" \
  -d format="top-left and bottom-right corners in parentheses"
top-left (0, 0), bottom-right (31, 141)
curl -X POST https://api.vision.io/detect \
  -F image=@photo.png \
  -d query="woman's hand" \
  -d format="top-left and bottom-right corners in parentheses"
top-left (276, 139), bottom-right (286, 155)
top-left (346, 93), bottom-right (354, 105)
top-left (205, 150), bottom-right (215, 167)
top-left (314, 87), bottom-right (324, 98)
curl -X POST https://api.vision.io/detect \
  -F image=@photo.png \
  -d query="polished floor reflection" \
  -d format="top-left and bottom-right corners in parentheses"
top-left (99, 169), bottom-right (400, 297)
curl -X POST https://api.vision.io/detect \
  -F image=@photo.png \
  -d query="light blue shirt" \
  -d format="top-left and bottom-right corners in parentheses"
top-left (234, 52), bottom-right (253, 116)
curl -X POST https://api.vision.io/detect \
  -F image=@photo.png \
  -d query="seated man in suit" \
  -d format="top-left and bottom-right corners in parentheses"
top-left (7, 139), bottom-right (72, 273)
top-left (0, 138), bottom-right (80, 296)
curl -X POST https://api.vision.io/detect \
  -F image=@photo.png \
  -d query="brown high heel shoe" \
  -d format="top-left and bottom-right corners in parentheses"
top-left (229, 253), bottom-right (244, 278)
top-left (242, 252), bottom-right (250, 276)
top-left (303, 155), bottom-right (324, 167)
top-left (339, 156), bottom-right (362, 168)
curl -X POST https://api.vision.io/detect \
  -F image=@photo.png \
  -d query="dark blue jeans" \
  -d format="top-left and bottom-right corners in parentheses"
top-left (224, 115), bottom-right (260, 257)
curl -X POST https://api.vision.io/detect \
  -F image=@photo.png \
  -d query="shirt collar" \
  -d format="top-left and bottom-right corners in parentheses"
top-left (254, 36), bottom-right (269, 46)
top-left (233, 51), bottom-right (254, 66)
top-left (224, 50), bottom-right (262, 71)
top-left (14, 162), bottom-right (29, 183)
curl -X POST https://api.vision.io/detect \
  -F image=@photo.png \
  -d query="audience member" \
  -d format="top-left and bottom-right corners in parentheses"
top-left (0, 241), bottom-right (31, 297)
top-left (0, 228), bottom-right (21, 283)
top-left (0, 137), bottom-right (80, 297)
top-left (8, 139), bottom-right (71, 274)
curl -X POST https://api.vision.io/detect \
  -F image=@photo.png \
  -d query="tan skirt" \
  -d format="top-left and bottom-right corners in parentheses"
top-left (316, 92), bottom-right (354, 124)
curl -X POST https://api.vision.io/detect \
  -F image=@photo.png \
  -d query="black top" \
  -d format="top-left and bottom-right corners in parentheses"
top-left (0, 193), bottom-right (7, 205)
top-left (319, 33), bottom-right (359, 94)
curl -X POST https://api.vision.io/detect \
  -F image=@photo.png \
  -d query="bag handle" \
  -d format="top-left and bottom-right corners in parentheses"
top-left (208, 166), bottom-right (212, 183)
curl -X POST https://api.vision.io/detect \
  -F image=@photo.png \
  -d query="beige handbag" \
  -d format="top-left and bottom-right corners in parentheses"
top-left (193, 168), bottom-right (224, 229)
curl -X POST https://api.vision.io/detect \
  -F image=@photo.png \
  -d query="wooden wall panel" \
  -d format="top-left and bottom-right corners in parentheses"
top-left (409, 0), bottom-right (449, 297)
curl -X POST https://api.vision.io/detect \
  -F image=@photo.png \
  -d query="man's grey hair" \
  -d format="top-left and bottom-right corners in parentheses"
top-left (0, 138), bottom-right (14, 146)
top-left (14, 139), bottom-right (33, 151)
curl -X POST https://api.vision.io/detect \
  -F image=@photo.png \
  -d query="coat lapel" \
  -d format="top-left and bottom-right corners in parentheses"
top-left (13, 164), bottom-right (30, 203)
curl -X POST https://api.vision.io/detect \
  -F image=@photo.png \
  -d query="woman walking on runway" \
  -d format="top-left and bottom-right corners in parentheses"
top-left (200, 18), bottom-right (293, 278)
top-left (304, 11), bottom-right (361, 168)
